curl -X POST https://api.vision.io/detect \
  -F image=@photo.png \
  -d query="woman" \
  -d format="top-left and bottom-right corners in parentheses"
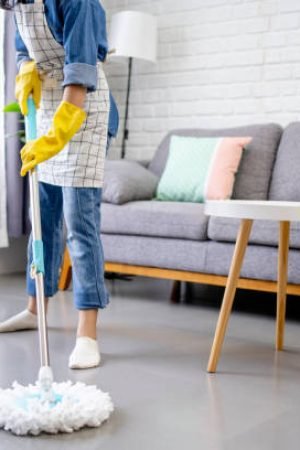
top-left (0, 0), bottom-right (118, 370)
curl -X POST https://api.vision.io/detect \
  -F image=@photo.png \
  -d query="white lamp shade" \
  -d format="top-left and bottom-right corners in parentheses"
top-left (108, 11), bottom-right (157, 63)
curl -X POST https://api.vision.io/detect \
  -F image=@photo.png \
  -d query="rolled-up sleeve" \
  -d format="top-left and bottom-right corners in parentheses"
top-left (61, 0), bottom-right (108, 92)
top-left (15, 23), bottom-right (32, 71)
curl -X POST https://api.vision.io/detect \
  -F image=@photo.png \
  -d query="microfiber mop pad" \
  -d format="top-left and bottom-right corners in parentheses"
top-left (0, 379), bottom-right (113, 435)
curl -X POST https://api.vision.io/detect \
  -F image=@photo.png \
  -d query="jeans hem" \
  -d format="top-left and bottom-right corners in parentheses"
top-left (26, 288), bottom-right (57, 298)
top-left (74, 291), bottom-right (110, 310)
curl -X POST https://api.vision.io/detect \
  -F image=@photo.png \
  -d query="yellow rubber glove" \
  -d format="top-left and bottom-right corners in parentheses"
top-left (15, 61), bottom-right (42, 116)
top-left (20, 101), bottom-right (87, 177)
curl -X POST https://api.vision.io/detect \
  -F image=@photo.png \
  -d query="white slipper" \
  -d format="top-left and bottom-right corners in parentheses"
top-left (69, 337), bottom-right (101, 370)
top-left (0, 309), bottom-right (38, 333)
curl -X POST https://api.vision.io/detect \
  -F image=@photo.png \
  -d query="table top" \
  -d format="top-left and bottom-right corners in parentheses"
top-left (205, 200), bottom-right (300, 221)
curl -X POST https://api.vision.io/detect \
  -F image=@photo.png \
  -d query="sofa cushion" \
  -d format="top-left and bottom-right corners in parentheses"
top-left (101, 201), bottom-right (209, 241)
top-left (103, 160), bottom-right (159, 204)
top-left (205, 241), bottom-right (300, 284)
top-left (208, 216), bottom-right (300, 249)
top-left (269, 123), bottom-right (300, 201)
top-left (102, 235), bottom-right (300, 284)
top-left (156, 136), bottom-right (251, 202)
top-left (149, 124), bottom-right (283, 200)
top-left (102, 234), bottom-right (208, 273)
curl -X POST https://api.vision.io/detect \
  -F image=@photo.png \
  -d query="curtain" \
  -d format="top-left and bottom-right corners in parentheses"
top-left (0, 10), bottom-right (8, 248)
top-left (4, 13), bottom-right (29, 238)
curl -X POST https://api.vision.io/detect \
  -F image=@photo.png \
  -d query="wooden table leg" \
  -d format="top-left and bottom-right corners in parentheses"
top-left (207, 219), bottom-right (253, 373)
top-left (276, 221), bottom-right (290, 350)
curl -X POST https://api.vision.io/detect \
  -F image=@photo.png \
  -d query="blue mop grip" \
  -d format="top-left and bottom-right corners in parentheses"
top-left (24, 98), bottom-right (45, 275)
top-left (25, 97), bottom-right (37, 142)
top-left (32, 240), bottom-right (45, 275)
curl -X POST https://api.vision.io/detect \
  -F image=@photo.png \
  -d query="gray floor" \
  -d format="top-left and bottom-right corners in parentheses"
top-left (1, 274), bottom-right (300, 449)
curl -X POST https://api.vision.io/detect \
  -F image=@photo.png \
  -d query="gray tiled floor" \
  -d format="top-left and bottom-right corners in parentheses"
top-left (0, 274), bottom-right (300, 449)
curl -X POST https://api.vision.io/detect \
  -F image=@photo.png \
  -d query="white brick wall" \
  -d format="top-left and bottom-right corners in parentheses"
top-left (103, 0), bottom-right (300, 160)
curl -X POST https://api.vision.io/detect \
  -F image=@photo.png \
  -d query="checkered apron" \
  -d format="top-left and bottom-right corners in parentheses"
top-left (14, 0), bottom-right (109, 188)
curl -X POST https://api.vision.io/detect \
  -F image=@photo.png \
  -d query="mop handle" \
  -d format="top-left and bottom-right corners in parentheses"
top-left (25, 98), bottom-right (45, 275)
top-left (24, 98), bottom-right (50, 368)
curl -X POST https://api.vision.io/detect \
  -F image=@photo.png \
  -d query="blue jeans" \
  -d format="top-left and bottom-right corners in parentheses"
top-left (26, 182), bottom-right (109, 310)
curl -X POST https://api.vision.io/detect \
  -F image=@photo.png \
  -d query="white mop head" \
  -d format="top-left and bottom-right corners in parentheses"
top-left (0, 380), bottom-right (114, 436)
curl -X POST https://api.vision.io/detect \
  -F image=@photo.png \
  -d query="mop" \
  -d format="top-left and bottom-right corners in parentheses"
top-left (0, 99), bottom-right (113, 436)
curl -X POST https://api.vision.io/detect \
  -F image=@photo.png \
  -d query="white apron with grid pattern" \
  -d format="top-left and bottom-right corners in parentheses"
top-left (14, 0), bottom-right (110, 188)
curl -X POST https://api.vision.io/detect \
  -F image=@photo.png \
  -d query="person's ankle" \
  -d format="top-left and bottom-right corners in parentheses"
top-left (77, 309), bottom-right (98, 340)
top-left (77, 331), bottom-right (97, 340)
top-left (27, 296), bottom-right (49, 315)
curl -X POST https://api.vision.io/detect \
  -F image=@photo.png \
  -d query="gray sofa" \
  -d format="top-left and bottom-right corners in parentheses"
top-left (100, 123), bottom-right (300, 293)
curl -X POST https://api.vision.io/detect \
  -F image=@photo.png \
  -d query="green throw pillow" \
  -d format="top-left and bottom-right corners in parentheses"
top-left (156, 135), bottom-right (250, 203)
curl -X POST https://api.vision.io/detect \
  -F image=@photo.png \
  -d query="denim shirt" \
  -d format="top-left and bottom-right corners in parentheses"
top-left (15, 0), bottom-right (119, 138)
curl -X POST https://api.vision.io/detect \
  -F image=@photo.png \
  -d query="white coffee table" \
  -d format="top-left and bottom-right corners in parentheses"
top-left (204, 200), bottom-right (300, 373)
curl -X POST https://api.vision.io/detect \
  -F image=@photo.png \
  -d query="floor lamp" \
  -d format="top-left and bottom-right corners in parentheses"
top-left (108, 11), bottom-right (157, 159)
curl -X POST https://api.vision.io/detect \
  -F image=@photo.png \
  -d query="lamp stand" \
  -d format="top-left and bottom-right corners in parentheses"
top-left (121, 57), bottom-right (132, 159)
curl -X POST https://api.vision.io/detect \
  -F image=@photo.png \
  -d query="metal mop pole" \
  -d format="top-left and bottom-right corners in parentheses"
top-left (25, 99), bottom-right (52, 387)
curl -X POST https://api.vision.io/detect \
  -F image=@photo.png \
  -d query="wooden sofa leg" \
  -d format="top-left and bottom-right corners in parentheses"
top-left (170, 280), bottom-right (181, 303)
top-left (58, 247), bottom-right (72, 291)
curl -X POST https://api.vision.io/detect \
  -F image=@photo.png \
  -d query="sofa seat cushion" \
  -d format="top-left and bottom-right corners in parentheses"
top-left (101, 201), bottom-right (209, 241)
top-left (208, 216), bottom-right (300, 249)
top-left (205, 241), bottom-right (300, 284)
top-left (102, 235), bottom-right (208, 273)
